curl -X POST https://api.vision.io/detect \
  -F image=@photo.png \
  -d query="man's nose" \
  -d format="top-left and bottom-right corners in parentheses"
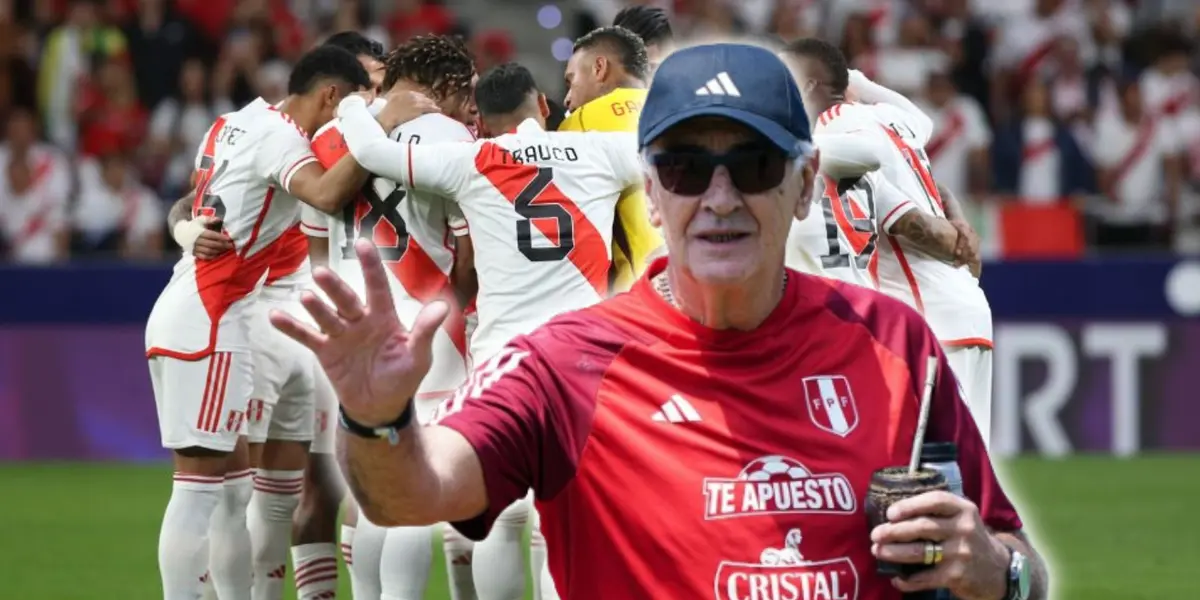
top-left (700, 166), bottom-right (743, 216)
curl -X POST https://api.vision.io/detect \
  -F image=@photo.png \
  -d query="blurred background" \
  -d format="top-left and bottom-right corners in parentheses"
top-left (0, 0), bottom-right (1197, 598)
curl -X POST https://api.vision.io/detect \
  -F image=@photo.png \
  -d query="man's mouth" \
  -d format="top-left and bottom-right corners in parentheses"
top-left (697, 233), bottom-right (751, 244)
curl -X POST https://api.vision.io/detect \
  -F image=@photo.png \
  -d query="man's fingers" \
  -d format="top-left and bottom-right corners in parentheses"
top-left (313, 265), bottom-right (367, 322)
top-left (356, 238), bottom-right (398, 318)
top-left (886, 490), bottom-right (964, 522)
top-left (408, 300), bottom-right (450, 353)
top-left (300, 291), bottom-right (348, 337)
top-left (891, 564), bottom-right (949, 593)
top-left (871, 516), bottom-right (953, 545)
top-left (269, 309), bottom-right (328, 350)
top-left (872, 542), bottom-right (933, 565)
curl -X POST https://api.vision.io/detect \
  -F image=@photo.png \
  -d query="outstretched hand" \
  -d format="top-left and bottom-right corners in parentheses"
top-left (270, 238), bottom-right (449, 427)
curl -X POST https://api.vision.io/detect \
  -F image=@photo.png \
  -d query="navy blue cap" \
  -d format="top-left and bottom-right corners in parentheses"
top-left (638, 43), bottom-right (812, 158)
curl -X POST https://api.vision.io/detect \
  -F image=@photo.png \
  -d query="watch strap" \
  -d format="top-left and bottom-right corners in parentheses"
top-left (339, 402), bottom-right (415, 444)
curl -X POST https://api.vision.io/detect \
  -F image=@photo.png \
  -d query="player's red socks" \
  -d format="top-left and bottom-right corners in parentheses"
top-left (159, 473), bottom-right (223, 600)
top-left (248, 469), bottom-right (304, 600)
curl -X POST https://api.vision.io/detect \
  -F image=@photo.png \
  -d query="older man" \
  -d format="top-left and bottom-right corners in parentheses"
top-left (272, 44), bottom-right (1049, 600)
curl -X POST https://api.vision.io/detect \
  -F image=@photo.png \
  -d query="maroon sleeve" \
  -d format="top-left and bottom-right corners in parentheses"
top-left (830, 280), bottom-right (1022, 533)
top-left (434, 313), bottom-right (626, 540)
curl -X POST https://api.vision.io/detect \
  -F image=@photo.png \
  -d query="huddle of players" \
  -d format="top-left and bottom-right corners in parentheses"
top-left (146, 6), bottom-right (673, 600)
top-left (144, 5), bottom-right (996, 600)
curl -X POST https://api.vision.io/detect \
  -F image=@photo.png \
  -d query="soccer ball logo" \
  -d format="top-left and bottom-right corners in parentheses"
top-left (739, 455), bottom-right (811, 482)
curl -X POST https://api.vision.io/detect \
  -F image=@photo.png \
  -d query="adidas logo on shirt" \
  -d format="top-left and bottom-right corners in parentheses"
top-left (652, 394), bottom-right (702, 423)
top-left (695, 72), bottom-right (741, 97)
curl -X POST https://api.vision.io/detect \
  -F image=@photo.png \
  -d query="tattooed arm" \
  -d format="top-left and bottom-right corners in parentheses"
top-left (888, 210), bottom-right (962, 264)
top-left (937, 184), bottom-right (982, 277)
top-left (166, 190), bottom-right (195, 230)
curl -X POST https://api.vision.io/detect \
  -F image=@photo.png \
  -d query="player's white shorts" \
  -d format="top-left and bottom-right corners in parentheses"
top-left (310, 364), bottom-right (337, 455)
top-left (150, 352), bottom-right (253, 452)
top-left (944, 345), bottom-right (993, 448)
top-left (247, 300), bottom-right (316, 444)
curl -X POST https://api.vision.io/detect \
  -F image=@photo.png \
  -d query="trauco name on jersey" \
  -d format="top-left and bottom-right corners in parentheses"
top-left (715, 529), bottom-right (860, 600)
top-left (703, 455), bottom-right (856, 520)
top-left (498, 144), bottom-right (580, 165)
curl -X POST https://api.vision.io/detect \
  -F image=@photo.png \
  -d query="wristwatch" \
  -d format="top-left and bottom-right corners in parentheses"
top-left (338, 402), bottom-right (414, 445)
top-left (1004, 547), bottom-right (1032, 600)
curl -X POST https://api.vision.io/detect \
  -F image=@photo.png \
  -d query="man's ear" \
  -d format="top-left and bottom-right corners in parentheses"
top-left (538, 93), bottom-right (550, 119)
top-left (594, 55), bottom-right (609, 82)
top-left (795, 157), bottom-right (817, 220)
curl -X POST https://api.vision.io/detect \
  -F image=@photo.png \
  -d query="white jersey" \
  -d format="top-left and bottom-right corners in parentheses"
top-left (302, 112), bottom-right (474, 398)
top-left (816, 101), bottom-right (992, 347)
top-left (789, 170), bottom-right (918, 290)
top-left (337, 96), bottom-right (641, 363)
top-left (146, 98), bottom-right (318, 359)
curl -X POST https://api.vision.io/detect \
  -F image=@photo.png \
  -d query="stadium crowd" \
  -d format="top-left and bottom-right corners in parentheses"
top-left (0, 0), bottom-right (1198, 264)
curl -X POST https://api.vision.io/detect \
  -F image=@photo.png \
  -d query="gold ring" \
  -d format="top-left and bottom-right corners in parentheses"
top-left (923, 542), bottom-right (944, 565)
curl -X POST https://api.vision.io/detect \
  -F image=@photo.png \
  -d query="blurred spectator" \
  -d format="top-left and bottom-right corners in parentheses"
top-left (1091, 78), bottom-right (1182, 250)
top-left (37, 0), bottom-right (128, 150)
top-left (992, 78), bottom-right (1094, 204)
top-left (766, 0), bottom-right (816, 43)
top-left (123, 0), bottom-right (201, 110)
top-left (0, 109), bottom-right (72, 264)
top-left (1138, 32), bottom-right (1200, 178)
top-left (329, 0), bottom-right (389, 49)
top-left (871, 12), bottom-right (943, 96)
top-left (387, 0), bottom-right (456, 41)
top-left (145, 58), bottom-right (233, 198)
top-left (72, 151), bottom-right (162, 259)
top-left (929, 0), bottom-right (992, 110)
top-left (920, 68), bottom-right (992, 196)
top-left (211, 24), bottom-right (273, 108)
top-left (472, 30), bottom-right (515, 74)
top-left (989, 0), bottom-right (1090, 123)
top-left (76, 55), bottom-right (148, 158)
top-left (0, 16), bottom-right (37, 126)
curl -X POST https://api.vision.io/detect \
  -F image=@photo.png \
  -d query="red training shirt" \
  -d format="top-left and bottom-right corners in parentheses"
top-left (438, 257), bottom-right (1021, 600)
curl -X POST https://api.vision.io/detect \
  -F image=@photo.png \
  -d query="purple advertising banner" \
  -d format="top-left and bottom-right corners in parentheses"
top-left (1, 320), bottom-right (1198, 460)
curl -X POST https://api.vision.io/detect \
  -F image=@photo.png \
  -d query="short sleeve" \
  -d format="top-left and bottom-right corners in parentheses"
top-left (815, 130), bottom-right (886, 179)
top-left (300, 204), bottom-right (329, 237)
top-left (598, 132), bottom-right (642, 188)
top-left (445, 201), bottom-right (469, 237)
top-left (257, 122), bottom-right (318, 194)
top-left (872, 174), bottom-right (918, 233)
top-left (436, 316), bottom-right (619, 540)
top-left (311, 123), bottom-right (349, 169)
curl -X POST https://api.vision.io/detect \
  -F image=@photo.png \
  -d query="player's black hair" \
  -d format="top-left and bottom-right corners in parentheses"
top-left (573, 26), bottom-right (650, 82)
top-left (323, 31), bottom-right (385, 61)
top-left (383, 35), bottom-right (476, 100)
top-left (612, 5), bottom-right (673, 47)
top-left (287, 45), bottom-right (371, 95)
top-left (783, 38), bottom-right (850, 95)
top-left (475, 62), bottom-right (539, 117)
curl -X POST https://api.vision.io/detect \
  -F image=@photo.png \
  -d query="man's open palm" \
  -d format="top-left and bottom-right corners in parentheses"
top-left (270, 238), bottom-right (448, 426)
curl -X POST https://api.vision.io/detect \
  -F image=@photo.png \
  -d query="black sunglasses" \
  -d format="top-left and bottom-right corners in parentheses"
top-left (647, 145), bottom-right (789, 196)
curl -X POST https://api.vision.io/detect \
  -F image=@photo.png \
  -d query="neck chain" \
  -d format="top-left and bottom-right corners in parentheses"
top-left (652, 271), bottom-right (789, 309)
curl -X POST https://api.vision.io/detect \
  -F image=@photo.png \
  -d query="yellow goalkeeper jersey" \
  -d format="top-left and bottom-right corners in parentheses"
top-left (559, 87), bottom-right (662, 293)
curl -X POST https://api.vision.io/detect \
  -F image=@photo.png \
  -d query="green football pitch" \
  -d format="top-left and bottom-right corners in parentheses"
top-left (2, 456), bottom-right (1195, 599)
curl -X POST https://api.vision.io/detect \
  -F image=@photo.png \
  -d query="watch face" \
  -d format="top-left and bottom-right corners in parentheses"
top-left (1012, 551), bottom-right (1032, 599)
